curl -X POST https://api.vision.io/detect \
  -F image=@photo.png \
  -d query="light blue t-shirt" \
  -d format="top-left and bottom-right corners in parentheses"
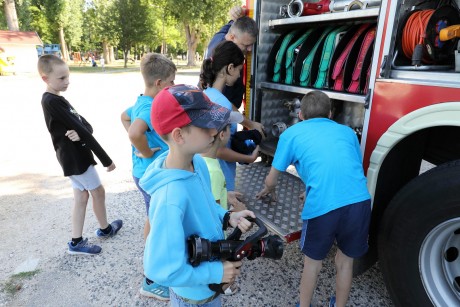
top-left (272, 118), bottom-right (371, 220)
top-left (126, 95), bottom-right (168, 178)
top-left (204, 88), bottom-right (237, 191)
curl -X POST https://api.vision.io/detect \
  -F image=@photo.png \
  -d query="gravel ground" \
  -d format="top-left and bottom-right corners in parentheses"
top-left (0, 70), bottom-right (394, 306)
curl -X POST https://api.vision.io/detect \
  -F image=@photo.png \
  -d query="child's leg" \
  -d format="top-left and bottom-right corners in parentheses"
top-left (72, 188), bottom-right (89, 238)
top-left (299, 255), bottom-right (322, 307)
top-left (89, 185), bottom-right (109, 229)
top-left (334, 249), bottom-right (353, 307)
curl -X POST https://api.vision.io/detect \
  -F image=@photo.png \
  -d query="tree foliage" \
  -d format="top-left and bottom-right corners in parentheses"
top-left (0, 0), bottom-right (244, 65)
top-left (165, 0), bottom-right (239, 65)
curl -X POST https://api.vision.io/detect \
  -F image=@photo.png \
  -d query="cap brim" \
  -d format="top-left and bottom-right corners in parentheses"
top-left (229, 111), bottom-right (244, 124)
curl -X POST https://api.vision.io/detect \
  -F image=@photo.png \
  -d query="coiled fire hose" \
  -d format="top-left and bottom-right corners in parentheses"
top-left (402, 9), bottom-right (435, 65)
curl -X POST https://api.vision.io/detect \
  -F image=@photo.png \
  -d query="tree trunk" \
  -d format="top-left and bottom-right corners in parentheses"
top-left (4, 0), bottom-right (19, 31)
top-left (123, 49), bottom-right (129, 68)
top-left (109, 46), bottom-right (115, 63)
top-left (59, 27), bottom-right (69, 61)
top-left (184, 23), bottom-right (200, 66)
top-left (102, 41), bottom-right (109, 64)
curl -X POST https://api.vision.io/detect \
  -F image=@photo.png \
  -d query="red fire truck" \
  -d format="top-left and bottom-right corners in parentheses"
top-left (235, 0), bottom-right (460, 306)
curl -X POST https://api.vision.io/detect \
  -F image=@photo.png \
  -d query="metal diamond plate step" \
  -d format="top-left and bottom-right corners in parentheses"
top-left (235, 162), bottom-right (304, 242)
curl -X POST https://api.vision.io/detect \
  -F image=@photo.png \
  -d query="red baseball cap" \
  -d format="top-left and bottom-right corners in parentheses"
top-left (151, 84), bottom-right (242, 135)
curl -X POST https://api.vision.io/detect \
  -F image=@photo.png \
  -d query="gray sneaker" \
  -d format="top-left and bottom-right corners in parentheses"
top-left (67, 238), bottom-right (101, 255)
top-left (95, 219), bottom-right (123, 238)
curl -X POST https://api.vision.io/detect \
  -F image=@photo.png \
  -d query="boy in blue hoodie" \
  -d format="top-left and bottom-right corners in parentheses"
top-left (139, 84), bottom-right (255, 306)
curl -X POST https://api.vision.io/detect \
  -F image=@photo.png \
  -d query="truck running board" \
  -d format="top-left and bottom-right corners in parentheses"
top-left (235, 163), bottom-right (304, 243)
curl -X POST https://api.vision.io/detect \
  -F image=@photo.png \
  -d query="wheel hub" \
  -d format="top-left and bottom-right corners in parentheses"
top-left (420, 217), bottom-right (460, 306)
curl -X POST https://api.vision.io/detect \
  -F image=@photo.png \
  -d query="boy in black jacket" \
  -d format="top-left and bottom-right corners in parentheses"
top-left (38, 55), bottom-right (122, 255)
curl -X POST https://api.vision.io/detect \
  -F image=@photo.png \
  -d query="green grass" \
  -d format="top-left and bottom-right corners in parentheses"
top-left (1, 270), bottom-right (40, 296)
top-left (69, 59), bottom-right (201, 74)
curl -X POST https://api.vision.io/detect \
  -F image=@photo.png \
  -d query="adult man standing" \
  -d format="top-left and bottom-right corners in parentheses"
top-left (205, 6), bottom-right (263, 133)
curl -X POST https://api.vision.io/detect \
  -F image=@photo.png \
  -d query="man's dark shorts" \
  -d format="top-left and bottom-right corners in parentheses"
top-left (299, 199), bottom-right (371, 260)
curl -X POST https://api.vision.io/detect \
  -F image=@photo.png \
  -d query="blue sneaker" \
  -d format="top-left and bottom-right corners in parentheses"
top-left (67, 238), bottom-right (101, 255)
top-left (329, 296), bottom-right (336, 307)
top-left (96, 219), bottom-right (123, 238)
top-left (139, 278), bottom-right (170, 301)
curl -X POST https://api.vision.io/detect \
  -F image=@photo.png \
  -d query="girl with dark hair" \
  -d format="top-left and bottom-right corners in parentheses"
top-left (199, 40), bottom-right (259, 215)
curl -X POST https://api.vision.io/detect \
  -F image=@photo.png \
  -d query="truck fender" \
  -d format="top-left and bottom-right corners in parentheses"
top-left (366, 101), bottom-right (460, 201)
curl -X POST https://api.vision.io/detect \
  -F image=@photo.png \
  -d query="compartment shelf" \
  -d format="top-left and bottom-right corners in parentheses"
top-left (259, 82), bottom-right (366, 104)
top-left (269, 8), bottom-right (380, 27)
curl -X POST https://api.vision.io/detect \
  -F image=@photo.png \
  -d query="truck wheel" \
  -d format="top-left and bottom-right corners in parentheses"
top-left (378, 160), bottom-right (460, 307)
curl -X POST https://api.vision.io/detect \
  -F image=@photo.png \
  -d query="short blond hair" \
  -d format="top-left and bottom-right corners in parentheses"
top-left (37, 54), bottom-right (66, 76)
top-left (140, 53), bottom-right (176, 87)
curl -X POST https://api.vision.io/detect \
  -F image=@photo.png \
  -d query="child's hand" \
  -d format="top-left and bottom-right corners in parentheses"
top-left (134, 147), bottom-right (161, 158)
top-left (256, 184), bottom-right (277, 202)
top-left (106, 162), bottom-right (116, 172)
top-left (247, 145), bottom-right (260, 163)
top-left (228, 191), bottom-right (246, 211)
top-left (65, 130), bottom-right (80, 142)
top-left (299, 191), bottom-right (306, 203)
top-left (248, 121), bottom-right (266, 140)
top-left (221, 260), bottom-right (242, 284)
top-left (229, 210), bottom-right (256, 233)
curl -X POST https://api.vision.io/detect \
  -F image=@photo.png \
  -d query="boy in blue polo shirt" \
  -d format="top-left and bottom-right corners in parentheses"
top-left (120, 53), bottom-right (176, 300)
top-left (256, 91), bottom-right (371, 307)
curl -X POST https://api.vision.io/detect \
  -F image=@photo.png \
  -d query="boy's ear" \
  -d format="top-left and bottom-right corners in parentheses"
top-left (298, 112), bottom-right (304, 121)
top-left (154, 78), bottom-right (162, 87)
top-left (219, 130), bottom-right (226, 140)
top-left (170, 127), bottom-right (185, 144)
top-left (41, 75), bottom-right (48, 83)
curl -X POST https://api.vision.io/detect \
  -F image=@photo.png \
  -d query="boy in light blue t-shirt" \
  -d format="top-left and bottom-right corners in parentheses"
top-left (257, 91), bottom-right (371, 307)
top-left (120, 53), bottom-right (176, 301)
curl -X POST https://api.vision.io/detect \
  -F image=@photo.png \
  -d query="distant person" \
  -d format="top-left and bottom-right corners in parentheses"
top-left (100, 57), bottom-right (105, 71)
top-left (205, 6), bottom-right (264, 138)
top-left (200, 40), bottom-right (260, 210)
top-left (140, 84), bottom-right (255, 306)
top-left (256, 91), bottom-right (371, 307)
top-left (120, 53), bottom-right (176, 301)
top-left (37, 55), bottom-right (122, 255)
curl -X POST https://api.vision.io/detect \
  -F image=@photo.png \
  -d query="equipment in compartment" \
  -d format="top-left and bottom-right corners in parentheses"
top-left (393, 1), bottom-right (460, 69)
top-left (330, 24), bottom-right (376, 93)
top-left (279, 0), bottom-right (381, 18)
top-left (272, 98), bottom-right (301, 138)
top-left (267, 23), bottom-right (376, 94)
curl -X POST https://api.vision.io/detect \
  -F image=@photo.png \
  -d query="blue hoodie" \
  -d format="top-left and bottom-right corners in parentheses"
top-left (139, 151), bottom-right (227, 300)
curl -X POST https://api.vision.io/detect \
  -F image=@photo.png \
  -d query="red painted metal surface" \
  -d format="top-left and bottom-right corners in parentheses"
top-left (363, 81), bottom-right (460, 171)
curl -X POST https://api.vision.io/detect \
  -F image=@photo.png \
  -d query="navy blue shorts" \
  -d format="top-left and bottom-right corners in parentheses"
top-left (133, 176), bottom-right (151, 215)
top-left (299, 199), bottom-right (371, 260)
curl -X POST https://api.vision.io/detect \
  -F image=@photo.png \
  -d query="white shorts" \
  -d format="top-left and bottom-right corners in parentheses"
top-left (69, 165), bottom-right (101, 191)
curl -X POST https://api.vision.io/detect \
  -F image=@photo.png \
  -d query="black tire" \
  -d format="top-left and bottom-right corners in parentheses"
top-left (378, 160), bottom-right (460, 307)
